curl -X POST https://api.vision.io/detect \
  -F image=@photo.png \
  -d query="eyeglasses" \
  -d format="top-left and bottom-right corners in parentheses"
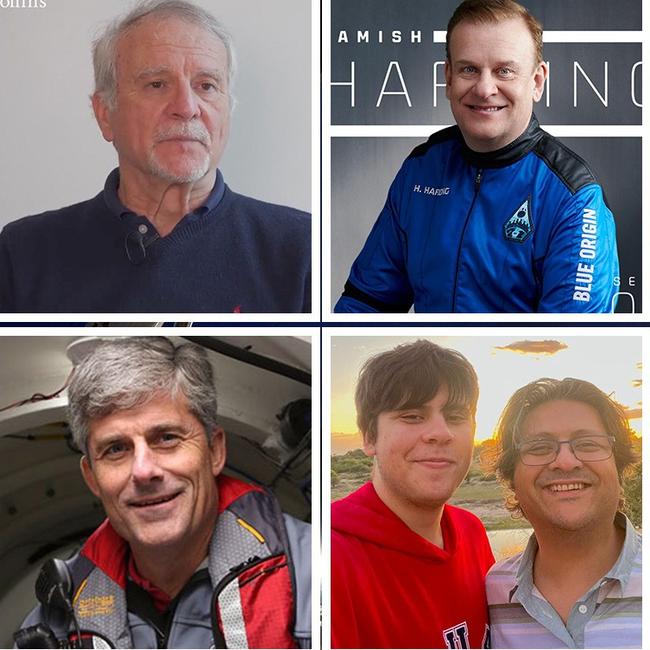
top-left (516, 435), bottom-right (616, 466)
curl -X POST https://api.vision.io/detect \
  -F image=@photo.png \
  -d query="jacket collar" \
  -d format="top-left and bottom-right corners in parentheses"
top-left (460, 114), bottom-right (544, 169)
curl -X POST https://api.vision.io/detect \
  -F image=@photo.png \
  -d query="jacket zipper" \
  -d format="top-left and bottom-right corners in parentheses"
top-left (210, 553), bottom-right (288, 649)
top-left (451, 168), bottom-right (482, 312)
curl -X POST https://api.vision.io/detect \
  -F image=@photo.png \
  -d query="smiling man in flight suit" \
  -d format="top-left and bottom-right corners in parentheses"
top-left (335, 0), bottom-right (618, 314)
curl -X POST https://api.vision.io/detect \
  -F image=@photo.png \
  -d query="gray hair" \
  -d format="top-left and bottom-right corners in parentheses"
top-left (92, 0), bottom-right (236, 110)
top-left (68, 337), bottom-right (219, 455)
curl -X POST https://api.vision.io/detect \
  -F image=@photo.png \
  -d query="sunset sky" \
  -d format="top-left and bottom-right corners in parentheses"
top-left (330, 335), bottom-right (642, 454)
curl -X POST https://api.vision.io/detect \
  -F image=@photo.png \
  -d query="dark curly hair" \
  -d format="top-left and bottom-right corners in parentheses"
top-left (486, 377), bottom-right (638, 515)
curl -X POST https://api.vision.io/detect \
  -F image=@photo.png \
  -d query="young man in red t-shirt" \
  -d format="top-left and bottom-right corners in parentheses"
top-left (331, 340), bottom-right (494, 649)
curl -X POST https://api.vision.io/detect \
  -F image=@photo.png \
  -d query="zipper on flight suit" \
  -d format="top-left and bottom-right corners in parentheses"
top-left (451, 168), bottom-right (482, 312)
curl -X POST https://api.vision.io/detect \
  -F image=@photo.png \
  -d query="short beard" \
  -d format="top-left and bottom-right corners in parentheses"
top-left (147, 151), bottom-right (211, 184)
top-left (148, 121), bottom-right (212, 184)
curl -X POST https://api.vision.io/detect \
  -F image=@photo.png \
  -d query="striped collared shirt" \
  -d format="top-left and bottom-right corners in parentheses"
top-left (486, 513), bottom-right (641, 648)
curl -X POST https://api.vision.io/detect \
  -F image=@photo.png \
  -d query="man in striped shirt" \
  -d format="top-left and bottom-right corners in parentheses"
top-left (485, 377), bottom-right (641, 648)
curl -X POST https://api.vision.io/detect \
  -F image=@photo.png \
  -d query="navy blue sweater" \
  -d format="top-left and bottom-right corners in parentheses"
top-left (0, 171), bottom-right (310, 313)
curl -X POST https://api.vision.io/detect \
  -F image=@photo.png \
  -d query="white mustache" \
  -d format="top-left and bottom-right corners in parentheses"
top-left (155, 123), bottom-right (209, 145)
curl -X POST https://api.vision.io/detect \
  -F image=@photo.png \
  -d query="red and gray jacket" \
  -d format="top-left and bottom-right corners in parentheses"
top-left (18, 476), bottom-right (311, 648)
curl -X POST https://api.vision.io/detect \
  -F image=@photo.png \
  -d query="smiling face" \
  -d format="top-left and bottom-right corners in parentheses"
top-left (92, 15), bottom-right (231, 187)
top-left (445, 17), bottom-right (547, 152)
top-left (364, 385), bottom-right (475, 517)
top-left (80, 393), bottom-right (225, 554)
top-left (513, 399), bottom-right (621, 534)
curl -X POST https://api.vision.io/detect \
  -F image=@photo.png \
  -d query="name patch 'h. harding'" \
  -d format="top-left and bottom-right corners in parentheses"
top-left (503, 198), bottom-right (533, 243)
top-left (413, 184), bottom-right (450, 196)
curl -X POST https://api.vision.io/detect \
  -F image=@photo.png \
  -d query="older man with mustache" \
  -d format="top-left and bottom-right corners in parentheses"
top-left (0, 0), bottom-right (310, 313)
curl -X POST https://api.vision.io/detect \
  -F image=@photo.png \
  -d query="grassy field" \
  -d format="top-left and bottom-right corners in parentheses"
top-left (449, 480), bottom-right (530, 530)
top-left (331, 449), bottom-right (530, 530)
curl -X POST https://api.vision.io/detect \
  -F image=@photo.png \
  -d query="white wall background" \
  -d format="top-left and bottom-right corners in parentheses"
top-left (0, 0), bottom-right (311, 227)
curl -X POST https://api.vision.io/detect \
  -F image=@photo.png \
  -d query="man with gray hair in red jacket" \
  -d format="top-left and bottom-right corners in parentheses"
top-left (16, 337), bottom-right (311, 648)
